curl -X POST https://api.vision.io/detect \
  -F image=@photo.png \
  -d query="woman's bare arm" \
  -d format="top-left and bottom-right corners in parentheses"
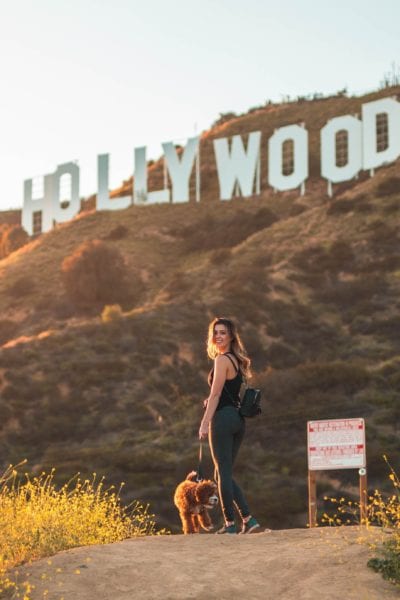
top-left (199, 355), bottom-right (228, 439)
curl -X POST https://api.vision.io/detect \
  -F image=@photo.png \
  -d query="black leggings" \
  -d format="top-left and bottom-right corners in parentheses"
top-left (209, 405), bottom-right (250, 523)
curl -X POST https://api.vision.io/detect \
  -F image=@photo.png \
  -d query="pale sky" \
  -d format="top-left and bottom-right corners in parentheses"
top-left (0, 0), bottom-right (399, 211)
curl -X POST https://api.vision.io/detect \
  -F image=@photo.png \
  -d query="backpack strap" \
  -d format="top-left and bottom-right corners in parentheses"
top-left (223, 352), bottom-right (239, 373)
top-left (221, 353), bottom-right (242, 409)
top-left (223, 352), bottom-right (248, 388)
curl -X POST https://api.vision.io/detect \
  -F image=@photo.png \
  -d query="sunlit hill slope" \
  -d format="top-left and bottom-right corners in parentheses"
top-left (1, 86), bottom-right (400, 532)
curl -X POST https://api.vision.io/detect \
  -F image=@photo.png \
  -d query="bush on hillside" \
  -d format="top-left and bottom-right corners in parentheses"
top-left (266, 341), bottom-right (301, 368)
top-left (367, 221), bottom-right (399, 253)
top-left (327, 195), bottom-right (372, 215)
top-left (103, 224), bottom-right (129, 241)
top-left (6, 275), bottom-right (36, 297)
top-left (0, 225), bottom-right (29, 259)
top-left (289, 202), bottom-right (307, 217)
top-left (209, 248), bottom-right (231, 265)
top-left (350, 315), bottom-right (400, 341)
top-left (260, 361), bottom-right (370, 405)
top-left (293, 240), bottom-right (355, 274)
top-left (355, 254), bottom-right (400, 273)
top-left (383, 198), bottom-right (400, 214)
top-left (0, 320), bottom-right (18, 345)
top-left (212, 112), bottom-right (237, 127)
top-left (61, 240), bottom-right (131, 308)
top-left (163, 271), bottom-right (191, 297)
top-left (376, 176), bottom-right (400, 197)
top-left (101, 304), bottom-right (124, 323)
top-left (51, 299), bottom-right (76, 319)
top-left (314, 274), bottom-right (387, 311)
top-left (262, 299), bottom-right (341, 357)
top-left (172, 207), bottom-right (278, 253)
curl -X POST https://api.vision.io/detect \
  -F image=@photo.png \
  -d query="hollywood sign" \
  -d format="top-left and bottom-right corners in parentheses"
top-left (22, 96), bottom-right (400, 235)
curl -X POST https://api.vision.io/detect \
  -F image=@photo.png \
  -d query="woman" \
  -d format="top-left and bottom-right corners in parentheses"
top-left (199, 317), bottom-right (260, 534)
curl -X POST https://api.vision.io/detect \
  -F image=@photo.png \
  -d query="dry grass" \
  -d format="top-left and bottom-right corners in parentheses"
top-left (0, 461), bottom-right (166, 599)
top-left (322, 458), bottom-right (400, 586)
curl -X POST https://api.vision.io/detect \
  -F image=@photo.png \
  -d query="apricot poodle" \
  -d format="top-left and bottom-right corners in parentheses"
top-left (174, 471), bottom-right (219, 534)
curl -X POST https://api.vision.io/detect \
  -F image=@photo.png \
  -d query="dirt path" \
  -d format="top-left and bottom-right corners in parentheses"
top-left (15, 527), bottom-right (398, 600)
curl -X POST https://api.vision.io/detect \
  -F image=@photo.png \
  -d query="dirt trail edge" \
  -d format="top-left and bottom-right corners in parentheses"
top-left (14, 527), bottom-right (398, 600)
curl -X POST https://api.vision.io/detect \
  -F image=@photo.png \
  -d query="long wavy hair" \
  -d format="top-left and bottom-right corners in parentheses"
top-left (206, 317), bottom-right (251, 379)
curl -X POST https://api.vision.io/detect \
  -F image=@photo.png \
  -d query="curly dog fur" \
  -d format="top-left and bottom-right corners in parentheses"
top-left (174, 471), bottom-right (219, 534)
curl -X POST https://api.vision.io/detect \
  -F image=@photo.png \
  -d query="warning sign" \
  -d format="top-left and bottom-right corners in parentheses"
top-left (307, 418), bottom-right (366, 470)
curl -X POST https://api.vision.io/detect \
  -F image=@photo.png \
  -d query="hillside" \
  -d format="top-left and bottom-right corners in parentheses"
top-left (13, 528), bottom-right (399, 600)
top-left (0, 87), bottom-right (400, 532)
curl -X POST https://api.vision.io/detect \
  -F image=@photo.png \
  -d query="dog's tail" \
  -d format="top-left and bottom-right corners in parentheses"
top-left (186, 471), bottom-right (199, 482)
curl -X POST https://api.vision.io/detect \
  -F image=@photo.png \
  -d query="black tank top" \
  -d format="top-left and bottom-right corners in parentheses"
top-left (209, 353), bottom-right (243, 411)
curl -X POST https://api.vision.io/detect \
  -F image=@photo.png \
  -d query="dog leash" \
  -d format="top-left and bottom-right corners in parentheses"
top-left (196, 442), bottom-right (205, 482)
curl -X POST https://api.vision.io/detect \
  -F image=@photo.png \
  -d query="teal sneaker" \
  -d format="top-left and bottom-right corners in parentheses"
top-left (216, 523), bottom-right (237, 534)
top-left (239, 516), bottom-right (260, 534)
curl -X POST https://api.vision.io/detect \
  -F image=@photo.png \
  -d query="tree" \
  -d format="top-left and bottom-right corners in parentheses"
top-left (61, 240), bottom-right (130, 307)
top-left (0, 225), bottom-right (29, 258)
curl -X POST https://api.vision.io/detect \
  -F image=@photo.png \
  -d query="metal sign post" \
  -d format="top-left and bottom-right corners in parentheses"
top-left (359, 467), bottom-right (368, 523)
top-left (307, 418), bottom-right (367, 527)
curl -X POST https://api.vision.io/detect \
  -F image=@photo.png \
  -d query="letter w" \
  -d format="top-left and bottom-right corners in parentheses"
top-left (213, 131), bottom-right (261, 200)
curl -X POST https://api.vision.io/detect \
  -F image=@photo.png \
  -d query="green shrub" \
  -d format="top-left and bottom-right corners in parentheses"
top-left (368, 544), bottom-right (400, 584)
top-left (367, 463), bottom-right (400, 584)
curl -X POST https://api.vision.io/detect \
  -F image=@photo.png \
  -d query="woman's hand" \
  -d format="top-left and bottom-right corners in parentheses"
top-left (202, 398), bottom-right (208, 409)
top-left (199, 421), bottom-right (209, 440)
